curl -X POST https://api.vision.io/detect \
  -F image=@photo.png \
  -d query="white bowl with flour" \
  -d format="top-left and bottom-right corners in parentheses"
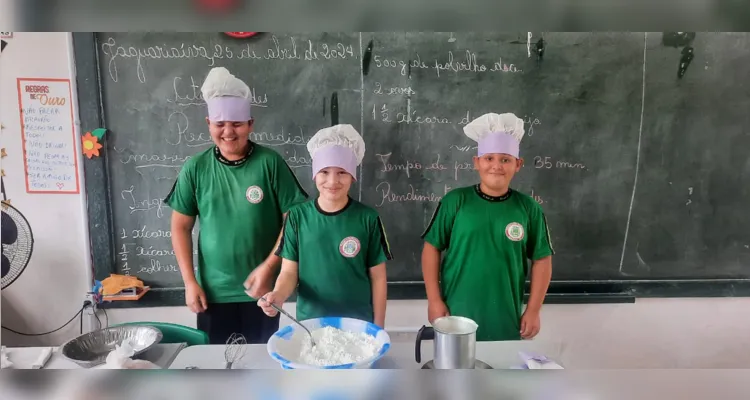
top-left (267, 317), bottom-right (391, 369)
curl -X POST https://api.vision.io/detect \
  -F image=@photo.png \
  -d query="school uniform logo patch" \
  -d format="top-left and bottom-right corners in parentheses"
top-left (339, 236), bottom-right (361, 258)
top-left (505, 222), bottom-right (525, 241)
top-left (245, 186), bottom-right (264, 204)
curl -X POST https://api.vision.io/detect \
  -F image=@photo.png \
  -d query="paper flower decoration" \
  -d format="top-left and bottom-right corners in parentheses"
top-left (82, 131), bottom-right (103, 158)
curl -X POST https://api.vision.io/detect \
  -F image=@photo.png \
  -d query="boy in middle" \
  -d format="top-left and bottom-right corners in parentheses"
top-left (258, 124), bottom-right (392, 327)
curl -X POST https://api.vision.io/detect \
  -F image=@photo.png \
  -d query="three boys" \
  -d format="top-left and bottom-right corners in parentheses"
top-left (169, 67), bottom-right (552, 341)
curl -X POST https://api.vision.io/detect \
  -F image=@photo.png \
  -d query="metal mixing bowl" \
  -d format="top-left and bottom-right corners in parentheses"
top-left (60, 325), bottom-right (163, 368)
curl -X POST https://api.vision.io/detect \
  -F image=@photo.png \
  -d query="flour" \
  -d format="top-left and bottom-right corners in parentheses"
top-left (297, 326), bottom-right (380, 366)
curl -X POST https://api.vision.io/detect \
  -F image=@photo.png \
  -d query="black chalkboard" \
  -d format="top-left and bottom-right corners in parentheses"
top-left (72, 32), bottom-right (750, 308)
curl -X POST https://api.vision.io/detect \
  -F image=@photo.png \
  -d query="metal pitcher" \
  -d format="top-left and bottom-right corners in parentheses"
top-left (415, 316), bottom-right (478, 369)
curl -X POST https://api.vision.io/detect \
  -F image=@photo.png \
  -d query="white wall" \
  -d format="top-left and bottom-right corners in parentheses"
top-left (0, 32), bottom-right (92, 346)
top-left (2, 33), bottom-right (750, 369)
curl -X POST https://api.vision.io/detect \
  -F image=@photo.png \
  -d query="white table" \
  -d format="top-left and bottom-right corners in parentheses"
top-left (2, 343), bottom-right (187, 369)
top-left (168, 340), bottom-right (565, 369)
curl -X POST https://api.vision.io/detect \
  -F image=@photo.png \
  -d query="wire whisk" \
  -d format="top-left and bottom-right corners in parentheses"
top-left (224, 333), bottom-right (247, 369)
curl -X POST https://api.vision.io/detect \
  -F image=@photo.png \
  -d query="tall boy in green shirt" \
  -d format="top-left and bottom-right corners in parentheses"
top-left (421, 112), bottom-right (554, 341)
top-left (166, 67), bottom-right (308, 344)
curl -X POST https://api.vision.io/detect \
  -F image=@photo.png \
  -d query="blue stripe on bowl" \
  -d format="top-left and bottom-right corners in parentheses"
top-left (318, 317), bottom-right (342, 329)
top-left (365, 322), bottom-right (381, 337)
top-left (377, 343), bottom-right (391, 357)
top-left (270, 351), bottom-right (291, 364)
top-left (274, 325), bottom-right (294, 340)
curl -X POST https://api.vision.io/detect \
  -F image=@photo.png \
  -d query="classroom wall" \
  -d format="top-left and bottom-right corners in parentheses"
top-left (2, 33), bottom-right (750, 368)
top-left (0, 32), bottom-right (92, 346)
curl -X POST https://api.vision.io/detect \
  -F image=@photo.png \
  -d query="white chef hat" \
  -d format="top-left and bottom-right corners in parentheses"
top-left (463, 113), bottom-right (525, 157)
top-left (307, 124), bottom-right (365, 180)
top-left (200, 67), bottom-right (252, 122)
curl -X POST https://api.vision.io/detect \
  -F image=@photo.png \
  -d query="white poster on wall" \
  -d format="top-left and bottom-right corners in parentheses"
top-left (16, 78), bottom-right (80, 194)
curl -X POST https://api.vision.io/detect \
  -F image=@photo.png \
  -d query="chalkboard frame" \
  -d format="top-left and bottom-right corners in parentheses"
top-left (72, 32), bottom-right (750, 310)
top-left (96, 280), bottom-right (750, 309)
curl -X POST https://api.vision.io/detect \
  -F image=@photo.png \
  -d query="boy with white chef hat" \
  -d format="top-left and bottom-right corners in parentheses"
top-left (421, 112), bottom-right (554, 341)
top-left (166, 67), bottom-right (308, 344)
top-left (258, 124), bottom-right (392, 328)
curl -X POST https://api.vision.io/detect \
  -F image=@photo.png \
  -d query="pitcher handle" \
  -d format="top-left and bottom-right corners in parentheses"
top-left (415, 325), bottom-right (434, 363)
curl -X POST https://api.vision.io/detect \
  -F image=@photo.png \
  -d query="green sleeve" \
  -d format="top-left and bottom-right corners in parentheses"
top-left (164, 160), bottom-right (198, 217)
top-left (527, 202), bottom-right (555, 260)
top-left (421, 198), bottom-right (458, 251)
top-left (367, 216), bottom-right (393, 268)
top-left (272, 156), bottom-right (308, 213)
top-left (274, 212), bottom-right (299, 262)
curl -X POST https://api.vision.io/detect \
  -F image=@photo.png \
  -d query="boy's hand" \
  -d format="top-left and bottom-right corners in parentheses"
top-left (427, 299), bottom-right (450, 323)
top-left (244, 263), bottom-right (274, 299)
top-left (520, 310), bottom-right (541, 339)
top-left (185, 281), bottom-right (208, 314)
top-left (258, 291), bottom-right (282, 317)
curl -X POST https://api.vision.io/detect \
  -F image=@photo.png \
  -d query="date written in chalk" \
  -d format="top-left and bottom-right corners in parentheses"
top-left (533, 156), bottom-right (586, 170)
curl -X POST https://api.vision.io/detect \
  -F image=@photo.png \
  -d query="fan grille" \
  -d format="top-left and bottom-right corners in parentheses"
top-left (1, 203), bottom-right (34, 289)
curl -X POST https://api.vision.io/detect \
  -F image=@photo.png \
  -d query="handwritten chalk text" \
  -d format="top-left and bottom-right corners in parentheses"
top-left (136, 246), bottom-right (176, 257)
top-left (101, 36), bottom-right (357, 83)
top-left (121, 227), bottom-right (172, 239)
top-left (375, 182), bottom-right (450, 207)
top-left (449, 144), bottom-right (478, 152)
top-left (373, 103), bottom-right (453, 125)
top-left (165, 111), bottom-right (213, 148)
top-left (281, 149), bottom-right (312, 169)
top-left (170, 76), bottom-right (268, 108)
top-left (119, 243), bottom-right (131, 276)
top-left (121, 185), bottom-right (168, 219)
top-left (375, 152), bottom-right (448, 178)
top-left (137, 259), bottom-right (180, 275)
top-left (115, 148), bottom-right (190, 169)
top-left (533, 156), bottom-right (586, 170)
top-left (372, 51), bottom-right (521, 78)
top-left (252, 126), bottom-right (308, 147)
top-left (530, 189), bottom-right (545, 205)
top-left (373, 82), bottom-right (416, 96)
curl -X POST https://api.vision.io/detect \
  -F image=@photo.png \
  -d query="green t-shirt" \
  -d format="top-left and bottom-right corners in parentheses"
top-left (275, 197), bottom-right (393, 322)
top-left (164, 143), bottom-right (308, 304)
top-left (422, 185), bottom-right (554, 341)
